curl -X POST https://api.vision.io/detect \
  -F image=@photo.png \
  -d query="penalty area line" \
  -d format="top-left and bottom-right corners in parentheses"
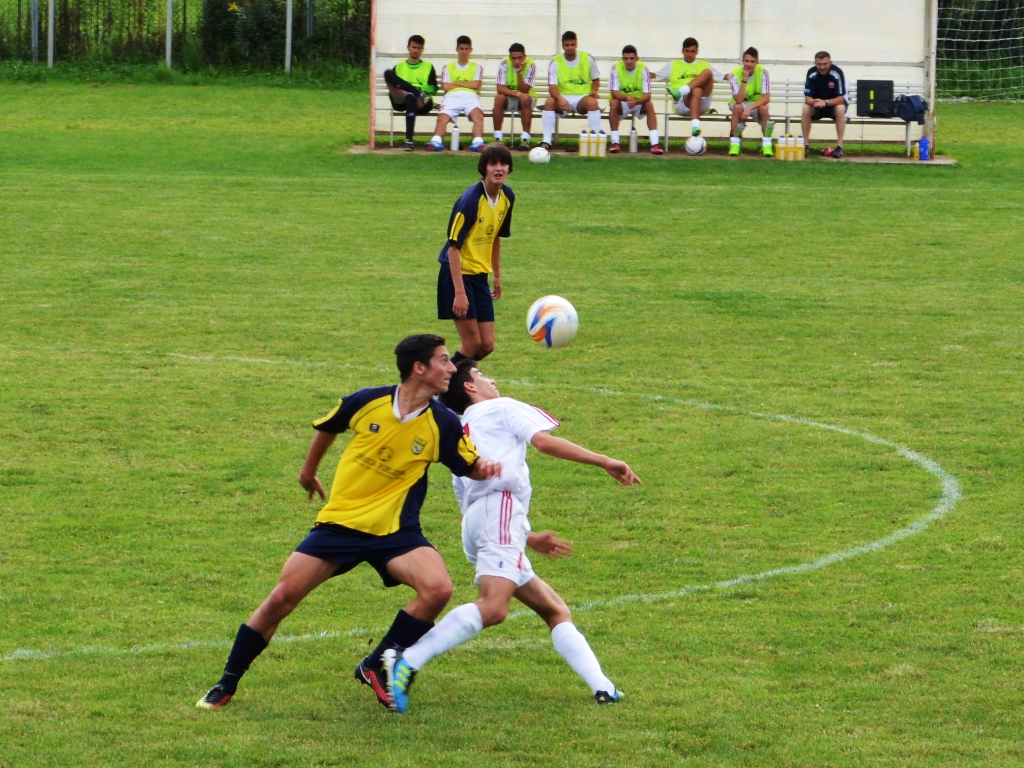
top-left (1, 364), bottom-right (962, 664)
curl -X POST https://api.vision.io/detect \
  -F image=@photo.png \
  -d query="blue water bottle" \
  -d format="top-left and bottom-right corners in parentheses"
top-left (919, 135), bottom-right (930, 161)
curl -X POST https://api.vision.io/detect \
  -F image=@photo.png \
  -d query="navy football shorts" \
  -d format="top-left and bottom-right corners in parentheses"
top-left (437, 264), bottom-right (495, 322)
top-left (294, 524), bottom-right (434, 587)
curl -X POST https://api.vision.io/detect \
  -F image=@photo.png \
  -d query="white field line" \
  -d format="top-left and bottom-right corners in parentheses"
top-left (1, 358), bottom-right (961, 663)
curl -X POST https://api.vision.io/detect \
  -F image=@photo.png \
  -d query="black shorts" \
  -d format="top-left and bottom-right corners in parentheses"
top-left (812, 106), bottom-right (837, 120)
top-left (437, 264), bottom-right (495, 322)
top-left (294, 523), bottom-right (434, 587)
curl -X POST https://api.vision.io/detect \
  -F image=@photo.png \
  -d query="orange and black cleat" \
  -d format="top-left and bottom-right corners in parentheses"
top-left (196, 684), bottom-right (233, 710)
top-left (355, 658), bottom-right (394, 710)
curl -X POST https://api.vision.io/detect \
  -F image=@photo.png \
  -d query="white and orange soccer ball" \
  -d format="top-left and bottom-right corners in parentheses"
top-left (685, 136), bottom-right (707, 155)
top-left (526, 295), bottom-right (579, 348)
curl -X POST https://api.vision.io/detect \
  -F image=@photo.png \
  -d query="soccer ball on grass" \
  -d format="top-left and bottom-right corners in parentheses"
top-left (528, 147), bottom-right (551, 164)
top-left (685, 136), bottom-right (708, 155)
top-left (526, 296), bottom-right (579, 348)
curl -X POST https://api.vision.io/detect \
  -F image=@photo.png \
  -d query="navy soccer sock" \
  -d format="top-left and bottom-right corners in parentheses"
top-left (217, 623), bottom-right (269, 693)
top-left (364, 609), bottom-right (433, 668)
top-left (405, 93), bottom-right (418, 142)
top-left (451, 351), bottom-right (467, 364)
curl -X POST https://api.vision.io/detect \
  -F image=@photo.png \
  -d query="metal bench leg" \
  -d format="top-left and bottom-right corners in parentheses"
top-left (390, 110), bottom-right (394, 148)
top-left (906, 122), bottom-right (911, 157)
top-left (510, 110), bottom-right (516, 144)
top-left (663, 98), bottom-right (669, 154)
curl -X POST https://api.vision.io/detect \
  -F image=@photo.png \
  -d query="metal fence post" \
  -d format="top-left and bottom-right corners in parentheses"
top-left (285, 0), bottom-right (293, 72)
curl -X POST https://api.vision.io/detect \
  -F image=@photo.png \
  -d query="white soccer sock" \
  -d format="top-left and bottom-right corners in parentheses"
top-left (430, 134), bottom-right (442, 145)
top-left (587, 110), bottom-right (601, 131)
top-left (691, 118), bottom-right (701, 130)
top-left (471, 136), bottom-right (484, 145)
top-left (730, 136), bottom-right (741, 146)
top-left (521, 132), bottom-right (531, 142)
top-left (611, 130), bottom-right (620, 143)
top-left (762, 136), bottom-right (772, 147)
top-left (649, 129), bottom-right (660, 146)
top-left (550, 622), bottom-right (615, 695)
top-left (679, 85), bottom-right (691, 99)
top-left (542, 111), bottom-right (556, 144)
top-left (401, 603), bottom-right (483, 671)
top-left (494, 130), bottom-right (504, 142)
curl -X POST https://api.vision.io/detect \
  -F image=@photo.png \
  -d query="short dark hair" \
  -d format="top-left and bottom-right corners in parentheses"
top-left (815, 51), bottom-right (831, 60)
top-left (394, 334), bottom-right (446, 381)
top-left (478, 143), bottom-right (513, 177)
top-left (407, 34), bottom-right (424, 46)
top-left (438, 358), bottom-right (477, 415)
top-left (622, 44), bottom-right (637, 56)
top-left (683, 37), bottom-right (699, 49)
top-left (561, 30), bottom-right (577, 42)
top-left (744, 46), bottom-right (759, 60)
top-left (456, 35), bottom-right (472, 47)
top-left (509, 43), bottom-right (525, 54)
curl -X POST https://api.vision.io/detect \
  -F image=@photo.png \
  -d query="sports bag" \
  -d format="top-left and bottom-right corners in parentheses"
top-left (894, 94), bottom-right (928, 125)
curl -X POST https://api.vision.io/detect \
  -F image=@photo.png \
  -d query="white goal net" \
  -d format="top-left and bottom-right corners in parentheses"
top-left (938, 0), bottom-right (1024, 100)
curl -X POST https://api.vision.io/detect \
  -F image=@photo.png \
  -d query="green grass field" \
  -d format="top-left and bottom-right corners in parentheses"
top-left (1, 82), bottom-right (1022, 766)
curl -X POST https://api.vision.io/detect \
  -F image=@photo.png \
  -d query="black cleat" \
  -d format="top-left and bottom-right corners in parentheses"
top-left (539, 141), bottom-right (552, 151)
top-left (595, 689), bottom-right (625, 704)
top-left (196, 683), bottom-right (233, 710)
top-left (355, 658), bottom-right (394, 710)
top-left (832, 146), bottom-right (844, 159)
top-left (404, 139), bottom-right (415, 152)
top-left (516, 140), bottom-right (531, 151)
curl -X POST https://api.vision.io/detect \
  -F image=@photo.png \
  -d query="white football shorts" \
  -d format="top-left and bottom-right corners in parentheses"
top-left (439, 90), bottom-right (484, 118)
top-left (462, 491), bottom-right (535, 588)
top-left (557, 93), bottom-right (593, 115)
top-left (674, 95), bottom-right (714, 116)
top-left (618, 103), bottom-right (645, 118)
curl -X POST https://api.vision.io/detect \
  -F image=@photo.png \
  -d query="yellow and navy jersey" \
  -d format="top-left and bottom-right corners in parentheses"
top-left (437, 181), bottom-right (515, 276)
top-left (313, 386), bottom-right (479, 536)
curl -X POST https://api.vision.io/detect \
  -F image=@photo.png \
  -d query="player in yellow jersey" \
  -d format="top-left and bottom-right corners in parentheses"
top-left (437, 144), bottom-right (515, 364)
top-left (540, 31), bottom-right (602, 150)
top-left (427, 36), bottom-right (485, 152)
top-left (493, 43), bottom-right (538, 151)
top-left (654, 37), bottom-right (721, 137)
top-left (196, 335), bottom-right (501, 712)
top-left (607, 45), bottom-right (661, 154)
top-left (383, 34), bottom-right (438, 151)
top-left (727, 47), bottom-right (775, 157)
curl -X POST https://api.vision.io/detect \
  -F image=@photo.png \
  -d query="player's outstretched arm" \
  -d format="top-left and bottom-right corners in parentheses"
top-left (527, 530), bottom-right (573, 558)
top-left (468, 459), bottom-right (502, 480)
top-left (530, 431), bottom-right (641, 486)
top-left (298, 430), bottom-right (336, 500)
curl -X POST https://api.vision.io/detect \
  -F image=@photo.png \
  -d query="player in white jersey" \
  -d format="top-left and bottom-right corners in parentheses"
top-left (384, 359), bottom-right (641, 713)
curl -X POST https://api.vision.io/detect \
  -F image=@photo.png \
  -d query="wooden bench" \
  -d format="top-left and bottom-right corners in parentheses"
top-left (374, 73), bottom-right (925, 155)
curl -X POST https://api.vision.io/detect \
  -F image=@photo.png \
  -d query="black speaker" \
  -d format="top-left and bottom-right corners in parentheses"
top-left (856, 80), bottom-right (895, 117)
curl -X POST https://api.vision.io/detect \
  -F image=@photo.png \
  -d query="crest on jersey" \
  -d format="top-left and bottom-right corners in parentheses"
top-left (370, 423), bottom-right (380, 433)
top-left (412, 437), bottom-right (428, 455)
top-left (378, 446), bottom-right (394, 462)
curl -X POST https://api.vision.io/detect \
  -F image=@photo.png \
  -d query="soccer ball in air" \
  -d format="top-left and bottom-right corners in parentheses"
top-left (528, 147), bottom-right (551, 164)
top-left (526, 296), bottom-right (579, 348)
top-left (685, 136), bottom-right (707, 155)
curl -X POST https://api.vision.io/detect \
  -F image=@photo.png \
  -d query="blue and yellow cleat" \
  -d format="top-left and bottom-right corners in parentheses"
top-left (594, 688), bottom-right (624, 704)
top-left (384, 649), bottom-right (417, 714)
top-left (425, 141), bottom-right (444, 152)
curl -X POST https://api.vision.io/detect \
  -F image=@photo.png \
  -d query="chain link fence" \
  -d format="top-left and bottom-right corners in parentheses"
top-left (0, 0), bottom-right (369, 68)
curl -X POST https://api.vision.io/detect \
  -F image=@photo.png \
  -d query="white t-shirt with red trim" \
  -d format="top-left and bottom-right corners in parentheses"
top-left (451, 397), bottom-right (560, 513)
